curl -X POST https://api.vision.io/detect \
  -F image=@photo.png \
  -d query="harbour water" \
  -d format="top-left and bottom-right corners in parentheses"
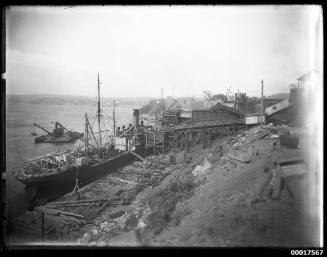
top-left (5, 101), bottom-right (135, 220)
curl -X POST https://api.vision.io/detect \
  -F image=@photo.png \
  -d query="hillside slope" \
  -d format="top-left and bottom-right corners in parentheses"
top-left (130, 127), bottom-right (318, 247)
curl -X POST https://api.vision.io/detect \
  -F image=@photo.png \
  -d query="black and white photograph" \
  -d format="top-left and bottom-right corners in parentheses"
top-left (2, 5), bottom-right (323, 249)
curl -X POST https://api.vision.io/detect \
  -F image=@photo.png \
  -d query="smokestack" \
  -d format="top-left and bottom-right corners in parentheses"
top-left (133, 109), bottom-right (140, 130)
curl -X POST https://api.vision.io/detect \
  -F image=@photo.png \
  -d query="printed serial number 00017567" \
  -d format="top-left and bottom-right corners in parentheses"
top-left (291, 250), bottom-right (323, 255)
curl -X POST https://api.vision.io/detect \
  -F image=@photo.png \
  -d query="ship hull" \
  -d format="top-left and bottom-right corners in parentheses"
top-left (34, 134), bottom-right (83, 144)
top-left (16, 149), bottom-right (142, 189)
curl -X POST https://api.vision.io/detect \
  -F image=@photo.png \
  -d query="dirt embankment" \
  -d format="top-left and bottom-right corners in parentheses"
top-left (112, 126), bottom-right (318, 247)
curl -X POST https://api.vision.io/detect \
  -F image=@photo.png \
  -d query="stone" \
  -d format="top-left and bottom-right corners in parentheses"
top-left (100, 221), bottom-right (108, 230)
top-left (91, 228), bottom-right (98, 236)
top-left (125, 213), bottom-right (138, 231)
top-left (109, 210), bottom-right (125, 219)
top-left (82, 232), bottom-right (91, 243)
top-left (94, 219), bottom-right (102, 226)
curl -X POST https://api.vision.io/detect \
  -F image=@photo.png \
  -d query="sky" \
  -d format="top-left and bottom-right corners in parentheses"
top-left (5, 5), bottom-right (323, 98)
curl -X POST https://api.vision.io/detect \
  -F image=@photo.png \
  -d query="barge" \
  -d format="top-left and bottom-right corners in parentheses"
top-left (33, 122), bottom-right (84, 144)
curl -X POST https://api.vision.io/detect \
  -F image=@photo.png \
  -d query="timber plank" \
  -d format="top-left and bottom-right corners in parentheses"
top-left (34, 207), bottom-right (84, 218)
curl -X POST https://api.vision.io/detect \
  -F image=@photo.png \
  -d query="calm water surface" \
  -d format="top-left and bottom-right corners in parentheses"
top-left (6, 102), bottom-right (134, 219)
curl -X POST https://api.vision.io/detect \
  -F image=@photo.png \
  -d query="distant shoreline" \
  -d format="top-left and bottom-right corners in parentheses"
top-left (6, 94), bottom-right (152, 107)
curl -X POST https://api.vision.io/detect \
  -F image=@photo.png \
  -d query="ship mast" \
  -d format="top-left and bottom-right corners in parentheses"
top-left (84, 113), bottom-right (89, 156)
top-left (97, 73), bottom-right (102, 153)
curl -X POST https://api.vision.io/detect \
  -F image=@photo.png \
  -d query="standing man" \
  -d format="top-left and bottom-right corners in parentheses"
top-left (116, 127), bottom-right (121, 137)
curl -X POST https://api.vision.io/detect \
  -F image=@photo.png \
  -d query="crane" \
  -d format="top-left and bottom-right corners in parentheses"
top-left (33, 123), bottom-right (54, 136)
top-left (55, 122), bottom-right (72, 134)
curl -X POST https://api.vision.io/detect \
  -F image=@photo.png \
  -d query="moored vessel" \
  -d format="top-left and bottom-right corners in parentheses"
top-left (33, 122), bottom-right (84, 144)
top-left (14, 73), bottom-right (145, 189)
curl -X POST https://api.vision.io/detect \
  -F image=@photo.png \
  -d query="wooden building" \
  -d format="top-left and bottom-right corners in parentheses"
top-left (192, 103), bottom-right (265, 125)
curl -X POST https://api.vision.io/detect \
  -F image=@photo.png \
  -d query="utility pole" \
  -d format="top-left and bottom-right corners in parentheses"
top-left (161, 88), bottom-right (164, 115)
top-left (261, 80), bottom-right (264, 126)
top-left (85, 113), bottom-right (89, 156)
top-left (97, 73), bottom-right (102, 152)
top-left (172, 88), bottom-right (174, 111)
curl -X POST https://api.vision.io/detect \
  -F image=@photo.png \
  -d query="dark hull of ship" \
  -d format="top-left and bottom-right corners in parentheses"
top-left (34, 134), bottom-right (83, 144)
top-left (16, 147), bottom-right (144, 189)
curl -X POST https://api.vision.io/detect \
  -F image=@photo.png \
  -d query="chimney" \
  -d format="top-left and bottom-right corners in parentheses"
top-left (133, 109), bottom-right (140, 130)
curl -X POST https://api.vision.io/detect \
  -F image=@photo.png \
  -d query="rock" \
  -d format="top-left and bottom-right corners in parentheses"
top-left (114, 213), bottom-right (128, 228)
top-left (109, 210), bottom-right (125, 219)
top-left (91, 228), bottom-right (98, 236)
top-left (137, 220), bottom-right (147, 230)
top-left (100, 221), bottom-right (108, 230)
top-left (125, 213), bottom-right (138, 231)
top-left (94, 219), bottom-right (102, 226)
top-left (192, 158), bottom-right (212, 177)
top-left (233, 142), bottom-right (242, 148)
top-left (82, 232), bottom-right (91, 243)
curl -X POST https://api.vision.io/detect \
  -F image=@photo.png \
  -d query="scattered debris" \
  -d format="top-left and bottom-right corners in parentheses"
top-left (106, 176), bottom-right (139, 186)
top-left (130, 151), bottom-right (147, 162)
top-left (192, 158), bottom-right (212, 177)
top-left (34, 207), bottom-right (85, 219)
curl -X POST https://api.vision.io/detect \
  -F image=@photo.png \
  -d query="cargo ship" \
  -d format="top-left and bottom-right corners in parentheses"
top-left (14, 73), bottom-right (145, 189)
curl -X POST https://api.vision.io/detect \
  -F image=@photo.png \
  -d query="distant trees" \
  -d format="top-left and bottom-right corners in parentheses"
top-left (203, 90), bottom-right (213, 101)
top-left (211, 93), bottom-right (227, 102)
top-left (139, 99), bottom-right (161, 115)
top-left (203, 91), bottom-right (227, 103)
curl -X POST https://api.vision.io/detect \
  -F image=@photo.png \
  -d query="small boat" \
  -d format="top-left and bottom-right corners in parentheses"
top-left (33, 122), bottom-right (84, 144)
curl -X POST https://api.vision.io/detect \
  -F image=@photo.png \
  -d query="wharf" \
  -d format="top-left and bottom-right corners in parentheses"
top-left (145, 119), bottom-right (245, 155)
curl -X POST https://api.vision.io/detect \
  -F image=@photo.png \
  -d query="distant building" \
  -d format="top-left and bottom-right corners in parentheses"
top-left (192, 70), bottom-right (319, 127)
top-left (263, 98), bottom-right (285, 107)
top-left (192, 102), bottom-right (265, 125)
top-left (267, 70), bottom-right (320, 126)
top-left (220, 92), bottom-right (258, 114)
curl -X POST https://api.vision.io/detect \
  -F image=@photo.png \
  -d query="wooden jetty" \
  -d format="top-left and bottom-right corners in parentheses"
top-left (145, 119), bottom-right (245, 154)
